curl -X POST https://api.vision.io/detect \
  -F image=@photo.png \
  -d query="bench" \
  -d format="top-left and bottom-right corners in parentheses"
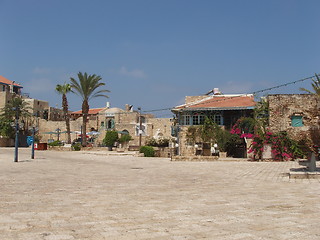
top-left (299, 152), bottom-right (317, 172)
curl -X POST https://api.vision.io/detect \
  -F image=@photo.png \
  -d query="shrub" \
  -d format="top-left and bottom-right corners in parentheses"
top-left (72, 143), bottom-right (81, 151)
top-left (118, 134), bottom-right (133, 143)
top-left (103, 130), bottom-right (118, 146)
top-left (145, 137), bottom-right (170, 147)
top-left (145, 137), bottom-right (158, 147)
top-left (0, 120), bottom-right (14, 138)
top-left (140, 146), bottom-right (155, 157)
top-left (48, 140), bottom-right (63, 147)
top-left (157, 138), bottom-right (169, 147)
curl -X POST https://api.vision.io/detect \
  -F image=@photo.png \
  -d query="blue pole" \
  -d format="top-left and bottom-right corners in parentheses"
top-left (31, 127), bottom-right (35, 159)
top-left (14, 108), bottom-right (19, 162)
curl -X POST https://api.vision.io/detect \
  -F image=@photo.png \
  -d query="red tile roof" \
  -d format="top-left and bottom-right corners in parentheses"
top-left (71, 108), bottom-right (105, 115)
top-left (174, 95), bottom-right (256, 110)
top-left (0, 75), bottom-right (23, 88)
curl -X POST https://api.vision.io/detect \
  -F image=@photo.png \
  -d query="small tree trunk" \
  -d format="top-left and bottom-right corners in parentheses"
top-left (66, 114), bottom-right (71, 144)
top-left (62, 94), bottom-right (71, 144)
top-left (82, 100), bottom-right (89, 147)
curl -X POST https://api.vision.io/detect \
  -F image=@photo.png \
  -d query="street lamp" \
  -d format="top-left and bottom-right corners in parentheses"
top-left (31, 126), bottom-right (35, 159)
top-left (55, 128), bottom-right (61, 141)
top-left (138, 107), bottom-right (142, 147)
top-left (13, 107), bottom-right (20, 162)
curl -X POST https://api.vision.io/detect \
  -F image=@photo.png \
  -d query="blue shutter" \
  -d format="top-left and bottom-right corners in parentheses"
top-left (291, 116), bottom-right (303, 127)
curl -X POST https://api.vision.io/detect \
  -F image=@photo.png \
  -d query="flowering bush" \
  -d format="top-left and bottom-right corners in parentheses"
top-left (230, 117), bottom-right (255, 139)
top-left (247, 135), bottom-right (264, 159)
top-left (230, 116), bottom-right (306, 161)
top-left (247, 131), bottom-right (305, 161)
top-left (230, 127), bottom-right (241, 135)
top-left (240, 133), bottom-right (254, 139)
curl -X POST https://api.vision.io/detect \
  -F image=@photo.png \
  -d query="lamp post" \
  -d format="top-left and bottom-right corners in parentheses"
top-left (14, 107), bottom-right (20, 162)
top-left (56, 128), bottom-right (61, 141)
top-left (138, 107), bottom-right (142, 147)
top-left (31, 126), bottom-right (35, 159)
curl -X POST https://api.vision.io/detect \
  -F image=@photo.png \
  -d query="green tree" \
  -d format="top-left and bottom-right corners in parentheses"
top-left (0, 96), bottom-right (32, 137)
top-left (70, 72), bottom-right (109, 146)
top-left (0, 119), bottom-right (14, 138)
top-left (56, 83), bottom-right (73, 144)
top-left (103, 130), bottom-right (118, 147)
top-left (1, 96), bottom-right (32, 120)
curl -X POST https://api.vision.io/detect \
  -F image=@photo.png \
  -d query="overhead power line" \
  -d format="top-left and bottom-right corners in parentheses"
top-left (142, 73), bottom-right (319, 113)
top-left (251, 74), bottom-right (317, 95)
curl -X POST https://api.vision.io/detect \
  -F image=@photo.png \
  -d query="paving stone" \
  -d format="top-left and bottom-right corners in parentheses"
top-left (0, 148), bottom-right (319, 239)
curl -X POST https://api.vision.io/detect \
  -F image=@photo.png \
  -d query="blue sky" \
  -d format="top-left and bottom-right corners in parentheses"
top-left (0, 0), bottom-right (319, 117)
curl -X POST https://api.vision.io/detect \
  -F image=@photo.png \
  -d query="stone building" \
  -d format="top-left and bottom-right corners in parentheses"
top-left (172, 91), bottom-right (256, 156)
top-left (267, 94), bottom-right (319, 144)
top-left (94, 105), bottom-right (172, 147)
top-left (57, 103), bottom-right (173, 147)
top-left (0, 75), bottom-right (23, 109)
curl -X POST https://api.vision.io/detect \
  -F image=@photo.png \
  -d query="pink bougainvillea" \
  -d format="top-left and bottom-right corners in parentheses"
top-left (247, 131), bottom-right (298, 161)
top-left (240, 133), bottom-right (254, 139)
top-left (230, 128), bottom-right (241, 135)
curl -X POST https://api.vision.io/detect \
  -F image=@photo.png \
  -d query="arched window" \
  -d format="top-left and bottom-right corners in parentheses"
top-left (107, 119), bottom-right (115, 129)
top-left (122, 129), bottom-right (129, 135)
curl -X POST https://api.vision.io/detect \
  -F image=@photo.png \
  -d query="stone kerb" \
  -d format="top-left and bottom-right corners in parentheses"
top-left (171, 155), bottom-right (219, 161)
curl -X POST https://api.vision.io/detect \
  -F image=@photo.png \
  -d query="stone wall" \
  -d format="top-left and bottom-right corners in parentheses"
top-left (36, 113), bottom-right (172, 147)
top-left (24, 98), bottom-right (49, 119)
top-left (0, 91), bottom-right (13, 109)
top-left (177, 126), bottom-right (195, 156)
top-left (268, 94), bottom-right (319, 144)
top-left (0, 137), bottom-right (14, 147)
top-left (37, 118), bottom-right (92, 143)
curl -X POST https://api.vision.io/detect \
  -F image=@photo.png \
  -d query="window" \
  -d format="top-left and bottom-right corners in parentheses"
top-left (107, 119), bottom-right (114, 129)
top-left (192, 115), bottom-right (199, 125)
top-left (43, 110), bottom-right (48, 120)
top-left (185, 115), bottom-right (190, 125)
top-left (180, 113), bottom-right (223, 125)
top-left (122, 129), bottom-right (129, 135)
top-left (213, 115), bottom-right (222, 125)
top-left (199, 115), bottom-right (205, 125)
top-left (291, 115), bottom-right (303, 127)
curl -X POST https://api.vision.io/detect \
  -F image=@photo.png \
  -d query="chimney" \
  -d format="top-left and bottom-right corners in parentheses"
top-left (106, 102), bottom-right (110, 109)
top-left (125, 104), bottom-right (130, 112)
top-left (213, 88), bottom-right (221, 95)
top-left (125, 104), bottom-right (133, 112)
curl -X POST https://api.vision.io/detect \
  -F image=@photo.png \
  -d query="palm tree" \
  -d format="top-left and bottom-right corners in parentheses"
top-left (70, 72), bottom-right (109, 146)
top-left (300, 74), bottom-right (320, 96)
top-left (56, 83), bottom-right (73, 144)
top-left (0, 96), bottom-right (32, 137)
top-left (1, 96), bottom-right (32, 120)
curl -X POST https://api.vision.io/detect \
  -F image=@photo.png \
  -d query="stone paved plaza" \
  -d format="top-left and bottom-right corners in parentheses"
top-left (0, 148), bottom-right (319, 240)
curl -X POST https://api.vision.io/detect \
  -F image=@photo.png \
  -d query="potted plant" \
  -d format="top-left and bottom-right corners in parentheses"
top-left (103, 130), bottom-right (118, 150)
